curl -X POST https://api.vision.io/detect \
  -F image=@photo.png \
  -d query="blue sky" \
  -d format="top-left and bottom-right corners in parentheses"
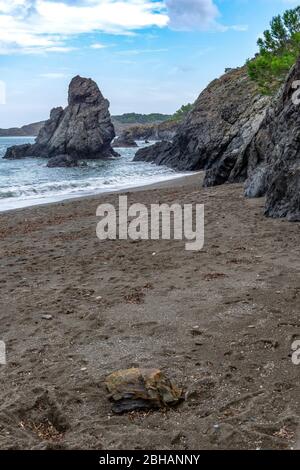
top-left (0, 0), bottom-right (299, 127)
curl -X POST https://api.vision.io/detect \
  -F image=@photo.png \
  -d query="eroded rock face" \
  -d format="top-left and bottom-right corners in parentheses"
top-left (4, 76), bottom-right (117, 161)
top-left (244, 59), bottom-right (300, 221)
top-left (134, 67), bottom-right (269, 186)
top-left (266, 166), bottom-right (300, 220)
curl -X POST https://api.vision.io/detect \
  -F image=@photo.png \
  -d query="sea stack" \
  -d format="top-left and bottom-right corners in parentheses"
top-left (4, 76), bottom-right (118, 163)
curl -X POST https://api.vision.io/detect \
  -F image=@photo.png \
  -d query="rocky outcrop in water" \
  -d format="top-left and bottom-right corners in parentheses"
top-left (47, 155), bottom-right (78, 168)
top-left (134, 67), bottom-right (270, 186)
top-left (3, 143), bottom-right (33, 159)
top-left (244, 58), bottom-right (300, 221)
top-left (112, 131), bottom-right (138, 148)
top-left (4, 76), bottom-right (117, 162)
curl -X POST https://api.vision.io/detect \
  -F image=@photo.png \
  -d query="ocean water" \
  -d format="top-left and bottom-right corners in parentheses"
top-left (0, 137), bottom-right (187, 212)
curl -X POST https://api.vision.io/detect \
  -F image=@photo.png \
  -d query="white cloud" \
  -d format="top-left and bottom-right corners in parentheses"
top-left (0, 0), bottom-right (248, 55)
top-left (165, 0), bottom-right (248, 32)
top-left (90, 43), bottom-right (107, 49)
top-left (165, 0), bottom-right (220, 30)
top-left (230, 25), bottom-right (248, 32)
top-left (0, 0), bottom-right (168, 55)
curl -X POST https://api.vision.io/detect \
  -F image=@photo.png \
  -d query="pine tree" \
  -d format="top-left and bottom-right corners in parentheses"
top-left (247, 7), bottom-right (300, 94)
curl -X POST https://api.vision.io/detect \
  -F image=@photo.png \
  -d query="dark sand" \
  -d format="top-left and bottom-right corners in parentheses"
top-left (0, 174), bottom-right (299, 450)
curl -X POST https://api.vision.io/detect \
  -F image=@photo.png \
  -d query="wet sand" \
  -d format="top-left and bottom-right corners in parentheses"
top-left (0, 174), bottom-right (299, 450)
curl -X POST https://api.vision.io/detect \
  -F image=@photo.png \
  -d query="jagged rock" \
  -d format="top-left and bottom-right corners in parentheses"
top-left (4, 76), bottom-right (118, 161)
top-left (4, 144), bottom-right (33, 159)
top-left (47, 155), bottom-right (78, 168)
top-left (266, 165), bottom-right (300, 220)
top-left (112, 132), bottom-right (138, 148)
top-left (244, 57), bottom-right (300, 220)
top-left (134, 66), bottom-right (270, 187)
top-left (105, 368), bottom-right (182, 413)
top-left (244, 165), bottom-right (268, 198)
top-left (134, 141), bottom-right (173, 164)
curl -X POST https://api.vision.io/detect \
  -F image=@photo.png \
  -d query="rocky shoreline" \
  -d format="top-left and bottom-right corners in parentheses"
top-left (134, 66), bottom-right (270, 179)
top-left (135, 61), bottom-right (300, 222)
top-left (4, 59), bottom-right (300, 219)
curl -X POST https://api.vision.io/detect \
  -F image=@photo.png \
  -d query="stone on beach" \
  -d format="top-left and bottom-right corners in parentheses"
top-left (105, 368), bottom-right (182, 414)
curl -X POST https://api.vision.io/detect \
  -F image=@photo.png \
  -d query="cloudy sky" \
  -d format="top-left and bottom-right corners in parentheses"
top-left (0, 0), bottom-right (298, 126)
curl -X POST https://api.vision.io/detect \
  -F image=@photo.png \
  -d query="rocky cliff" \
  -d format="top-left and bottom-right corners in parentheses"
top-left (243, 57), bottom-right (300, 221)
top-left (135, 61), bottom-right (300, 221)
top-left (134, 66), bottom-right (270, 186)
top-left (4, 76), bottom-right (117, 162)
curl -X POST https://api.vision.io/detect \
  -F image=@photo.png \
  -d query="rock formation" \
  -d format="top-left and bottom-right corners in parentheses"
top-left (134, 66), bottom-right (270, 186)
top-left (135, 60), bottom-right (300, 221)
top-left (106, 368), bottom-right (182, 413)
top-left (47, 155), bottom-right (78, 168)
top-left (123, 120), bottom-right (178, 142)
top-left (243, 57), bottom-right (300, 221)
top-left (112, 131), bottom-right (138, 148)
top-left (4, 144), bottom-right (33, 159)
top-left (4, 76), bottom-right (118, 162)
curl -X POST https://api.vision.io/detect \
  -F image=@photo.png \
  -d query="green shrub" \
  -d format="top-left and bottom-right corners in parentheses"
top-left (169, 103), bottom-right (193, 122)
top-left (247, 6), bottom-right (300, 94)
top-left (113, 113), bottom-right (171, 124)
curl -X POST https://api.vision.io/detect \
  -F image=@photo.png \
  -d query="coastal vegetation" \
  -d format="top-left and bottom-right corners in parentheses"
top-left (112, 113), bottom-right (171, 124)
top-left (247, 6), bottom-right (300, 94)
top-left (113, 105), bottom-right (193, 126)
top-left (169, 103), bottom-right (194, 122)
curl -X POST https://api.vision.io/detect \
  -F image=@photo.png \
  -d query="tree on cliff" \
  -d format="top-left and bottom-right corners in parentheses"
top-left (247, 6), bottom-right (300, 94)
top-left (170, 103), bottom-right (193, 122)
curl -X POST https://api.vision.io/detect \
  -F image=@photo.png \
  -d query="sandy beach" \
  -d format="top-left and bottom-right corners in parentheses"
top-left (0, 174), bottom-right (299, 450)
